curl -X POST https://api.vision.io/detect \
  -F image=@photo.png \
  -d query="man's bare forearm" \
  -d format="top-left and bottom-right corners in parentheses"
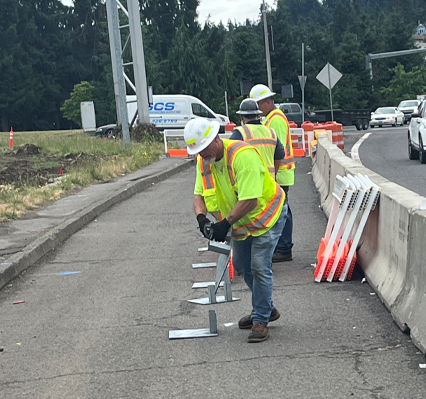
top-left (193, 194), bottom-right (207, 216)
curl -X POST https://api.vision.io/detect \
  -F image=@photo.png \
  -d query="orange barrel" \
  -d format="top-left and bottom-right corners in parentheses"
top-left (225, 122), bottom-right (236, 132)
top-left (301, 121), bottom-right (314, 156)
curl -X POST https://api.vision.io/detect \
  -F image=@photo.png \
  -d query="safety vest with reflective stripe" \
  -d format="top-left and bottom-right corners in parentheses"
top-left (263, 109), bottom-right (295, 186)
top-left (198, 139), bottom-right (285, 240)
top-left (235, 124), bottom-right (277, 178)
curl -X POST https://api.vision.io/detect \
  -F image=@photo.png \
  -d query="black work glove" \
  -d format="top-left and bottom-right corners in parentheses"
top-left (197, 214), bottom-right (211, 239)
top-left (211, 218), bottom-right (232, 242)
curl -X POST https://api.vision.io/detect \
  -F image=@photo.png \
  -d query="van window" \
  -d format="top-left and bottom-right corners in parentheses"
top-left (192, 103), bottom-right (214, 118)
top-left (290, 104), bottom-right (301, 112)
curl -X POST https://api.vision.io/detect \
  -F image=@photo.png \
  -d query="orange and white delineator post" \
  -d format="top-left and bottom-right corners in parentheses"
top-left (314, 174), bottom-right (381, 282)
top-left (339, 176), bottom-right (380, 282)
top-left (314, 175), bottom-right (355, 282)
top-left (326, 174), bottom-right (368, 281)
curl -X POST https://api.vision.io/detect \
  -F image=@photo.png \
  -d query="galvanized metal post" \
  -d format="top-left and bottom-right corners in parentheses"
top-left (262, 0), bottom-right (273, 90)
top-left (105, 0), bottom-right (131, 152)
top-left (127, 0), bottom-right (150, 124)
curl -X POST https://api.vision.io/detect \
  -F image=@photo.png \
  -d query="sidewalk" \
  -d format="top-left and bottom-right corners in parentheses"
top-left (0, 156), bottom-right (195, 290)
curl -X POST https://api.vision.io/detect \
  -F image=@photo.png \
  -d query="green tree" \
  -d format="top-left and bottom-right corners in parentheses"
top-left (380, 63), bottom-right (426, 105)
top-left (61, 81), bottom-right (94, 126)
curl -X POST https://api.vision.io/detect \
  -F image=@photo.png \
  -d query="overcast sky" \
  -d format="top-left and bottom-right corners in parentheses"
top-left (60, 1), bottom-right (269, 26)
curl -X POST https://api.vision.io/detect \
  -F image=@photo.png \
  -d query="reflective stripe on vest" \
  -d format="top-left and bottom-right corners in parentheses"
top-left (263, 109), bottom-right (295, 171)
top-left (236, 124), bottom-right (277, 177)
top-left (231, 182), bottom-right (284, 238)
top-left (199, 159), bottom-right (221, 221)
top-left (200, 140), bottom-right (284, 239)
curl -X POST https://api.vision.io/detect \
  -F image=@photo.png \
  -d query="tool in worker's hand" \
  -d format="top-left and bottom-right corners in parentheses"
top-left (203, 221), bottom-right (214, 240)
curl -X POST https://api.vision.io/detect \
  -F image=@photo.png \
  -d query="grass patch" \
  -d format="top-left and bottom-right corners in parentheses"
top-left (0, 129), bottom-right (165, 221)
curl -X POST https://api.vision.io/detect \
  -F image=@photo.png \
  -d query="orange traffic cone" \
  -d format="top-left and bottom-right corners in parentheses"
top-left (9, 127), bottom-right (14, 149)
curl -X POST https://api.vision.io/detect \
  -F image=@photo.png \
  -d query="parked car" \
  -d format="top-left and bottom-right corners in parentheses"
top-left (408, 100), bottom-right (426, 163)
top-left (95, 124), bottom-right (116, 138)
top-left (397, 99), bottom-right (421, 124)
top-left (370, 107), bottom-right (404, 128)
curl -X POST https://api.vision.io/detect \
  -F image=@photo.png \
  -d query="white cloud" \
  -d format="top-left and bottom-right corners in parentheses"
top-left (198, 0), bottom-right (264, 25)
top-left (60, 0), bottom-right (269, 26)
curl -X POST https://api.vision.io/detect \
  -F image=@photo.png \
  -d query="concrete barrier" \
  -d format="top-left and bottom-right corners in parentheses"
top-left (311, 139), bottom-right (344, 215)
top-left (312, 135), bottom-right (426, 355)
top-left (392, 209), bottom-right (426, 353)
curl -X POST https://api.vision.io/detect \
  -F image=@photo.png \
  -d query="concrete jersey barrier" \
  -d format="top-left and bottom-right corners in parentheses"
top-left (312, 135), bottom-right (426, 354)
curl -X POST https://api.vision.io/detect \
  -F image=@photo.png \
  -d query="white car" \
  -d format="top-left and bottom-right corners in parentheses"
top-left (408, 100), bottom-right (426, 163)
top-left (370, 107), bottom-right (404, 128)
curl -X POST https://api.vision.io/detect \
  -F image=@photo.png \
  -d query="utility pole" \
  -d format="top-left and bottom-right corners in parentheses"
top-left (301, 43), bottom-right (305, 124)
top-left (262, 0), bottom-right (273, 90)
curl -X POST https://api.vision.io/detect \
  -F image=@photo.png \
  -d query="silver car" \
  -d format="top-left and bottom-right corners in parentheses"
top-left (370, 107), bottom-right (404, 128)
top-left (397, 99), bottom-right (421, 124)
top-left (408, 100), bottom-right (426, 163)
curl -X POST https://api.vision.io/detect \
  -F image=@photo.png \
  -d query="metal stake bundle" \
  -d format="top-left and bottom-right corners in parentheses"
top-left (188, 240), bottom-right (239, 305)
top-left (168, 237), bottom-right (238, 340)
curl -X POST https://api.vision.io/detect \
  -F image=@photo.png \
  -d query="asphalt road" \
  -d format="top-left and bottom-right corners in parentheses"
top-left (343, 125), bottom-right (426, 198)
top-left (1, 157), bottom-right (426, 398)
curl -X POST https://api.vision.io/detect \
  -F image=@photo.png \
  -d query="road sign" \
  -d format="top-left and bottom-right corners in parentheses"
top-left (298, 75), bottom-right (307, 90)
top-left (316, 63), bottom-right (342, 90)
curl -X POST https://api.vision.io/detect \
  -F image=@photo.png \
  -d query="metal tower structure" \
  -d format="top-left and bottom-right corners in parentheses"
top-left (105, 0), bottom-right (150, 150)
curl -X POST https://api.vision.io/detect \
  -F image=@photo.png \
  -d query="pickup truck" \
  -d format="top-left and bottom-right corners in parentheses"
top-left (277, 103), bottom-right (326, 127)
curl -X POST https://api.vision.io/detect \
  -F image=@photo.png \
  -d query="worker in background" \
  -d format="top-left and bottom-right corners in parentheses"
top-left (184, 117), bottom-right (286, 343)
top-left (230, 98), bottom-right (285, 180)
top-left (250, 84), bottom-right (295, 263)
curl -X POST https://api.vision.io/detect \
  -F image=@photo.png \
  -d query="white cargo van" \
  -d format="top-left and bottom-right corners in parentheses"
top-left (127, 94), bottom-right (229, 133)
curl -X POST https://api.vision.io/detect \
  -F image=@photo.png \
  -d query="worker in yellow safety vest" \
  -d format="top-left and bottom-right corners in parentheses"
top-left (184, 117), bottom-right (286, 343)
top-left (230, 98), bottom-right (285, 181)
top-left (250, 83), bottom-right (295, 263)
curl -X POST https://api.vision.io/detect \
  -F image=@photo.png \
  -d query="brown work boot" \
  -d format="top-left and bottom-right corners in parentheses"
top-left (248, 322), bottom-right (269, 343)
top-left (238, 308), bottom-right (280, 329)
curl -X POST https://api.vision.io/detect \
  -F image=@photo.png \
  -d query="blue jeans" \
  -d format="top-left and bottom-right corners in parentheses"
top-left (275, 186), bottom-right (293, 255)
top-left (232, 205), bottom-right (287, 324)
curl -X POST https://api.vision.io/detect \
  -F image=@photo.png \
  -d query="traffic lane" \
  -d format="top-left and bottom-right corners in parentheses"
top-left (354, 126), bottom-right (426, 198)
top-left (1, 162), bottom-right (426, 397)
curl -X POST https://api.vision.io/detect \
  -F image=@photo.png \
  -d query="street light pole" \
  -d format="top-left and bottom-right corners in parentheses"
top-left (262, 0), bottom-right (273, 90)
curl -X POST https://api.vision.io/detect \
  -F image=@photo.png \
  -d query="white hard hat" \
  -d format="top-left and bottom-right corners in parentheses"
top-left (184, 118), bottom-right (220, 155)
top-left (249, 84), bottom-right (275, 102)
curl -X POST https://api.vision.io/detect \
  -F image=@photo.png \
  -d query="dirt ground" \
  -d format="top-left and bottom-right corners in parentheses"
top-left (0, 144), bottom-right (98, 187)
